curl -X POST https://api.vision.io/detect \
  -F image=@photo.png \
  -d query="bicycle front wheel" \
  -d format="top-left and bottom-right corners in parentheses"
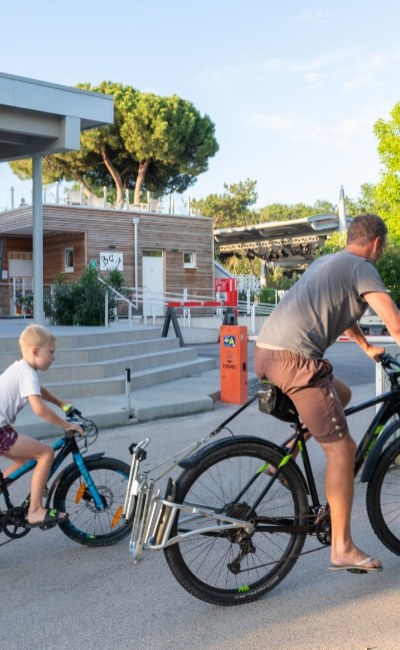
top-left (53, 457), bottom-right (133, 547)
top-left (164, 439), bottom-right (308, 606)
top-left (367, 436), bottom-right (400, 554)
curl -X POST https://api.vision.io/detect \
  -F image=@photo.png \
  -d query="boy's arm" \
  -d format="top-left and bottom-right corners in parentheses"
top-left (28, 394), bottom-right (83, 433)
top-left (40, 386), bottom-right (70, 410)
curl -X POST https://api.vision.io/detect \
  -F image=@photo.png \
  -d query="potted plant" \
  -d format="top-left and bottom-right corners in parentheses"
top-left (19, 293), bottom-right (33, 316)
top-left (15, 297), bottom-right (23, 315)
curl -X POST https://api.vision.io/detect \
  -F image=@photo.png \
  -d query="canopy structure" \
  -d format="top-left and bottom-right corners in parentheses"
top-left (0, 72), bottom-right (114, 322)
top-left (214, 213), bottom-right (352, 270)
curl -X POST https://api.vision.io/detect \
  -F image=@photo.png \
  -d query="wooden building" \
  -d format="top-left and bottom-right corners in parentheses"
top-left (0, 204), bottom-right (215, 316)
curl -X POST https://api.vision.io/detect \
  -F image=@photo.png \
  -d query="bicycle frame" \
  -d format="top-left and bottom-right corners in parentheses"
top-left (123, 354), bottom-right (400, 563)
top-left (0, 432), bottom-right (106, 513)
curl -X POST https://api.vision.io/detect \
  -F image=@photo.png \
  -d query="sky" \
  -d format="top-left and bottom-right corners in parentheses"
top-left (1, 0), bottom-right (400, 212)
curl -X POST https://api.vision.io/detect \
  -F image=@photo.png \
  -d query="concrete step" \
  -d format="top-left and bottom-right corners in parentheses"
top-left (0, 336), bottom-right (178, 368)
top-left (37, 347), bottom-right (200, 383)
top-left (40, 356), bottom-right (217, 398)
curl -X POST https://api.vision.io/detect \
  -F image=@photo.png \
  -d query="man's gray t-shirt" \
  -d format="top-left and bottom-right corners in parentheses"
top-left (257, 251), bottom-right (387, 359)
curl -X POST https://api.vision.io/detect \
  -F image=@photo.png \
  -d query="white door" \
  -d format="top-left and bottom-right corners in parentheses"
top-left (142, 251), bottom-right (164, 316)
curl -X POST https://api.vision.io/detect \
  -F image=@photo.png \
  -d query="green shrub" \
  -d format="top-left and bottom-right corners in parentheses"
top-left (47, 267), bottom-right (115, 326)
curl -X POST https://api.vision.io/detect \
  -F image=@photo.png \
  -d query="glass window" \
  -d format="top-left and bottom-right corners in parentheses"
top-left (183, 251), bottom-right (196, 268)
top-left (65, 247), bottom-right (74, 272)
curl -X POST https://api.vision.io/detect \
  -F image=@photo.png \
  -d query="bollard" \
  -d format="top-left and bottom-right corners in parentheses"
top-left (125, 368), bottom-right (131, 412)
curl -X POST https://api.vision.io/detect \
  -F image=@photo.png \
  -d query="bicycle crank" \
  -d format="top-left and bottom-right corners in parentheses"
top-left (1, 507), bottom-right (30, 539)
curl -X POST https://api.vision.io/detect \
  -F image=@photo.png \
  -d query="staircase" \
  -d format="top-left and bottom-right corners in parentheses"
top-left (0, 326), bottom-right (216, 399)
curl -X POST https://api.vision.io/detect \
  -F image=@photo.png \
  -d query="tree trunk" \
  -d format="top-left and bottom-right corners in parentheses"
top-left (100, 146), bottom-right (124, 206)
top-left (134, 160), bottom-right (150, 205)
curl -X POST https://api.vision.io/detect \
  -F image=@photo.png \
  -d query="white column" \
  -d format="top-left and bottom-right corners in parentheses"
top-left (32, 155), bottom-right (45, 324)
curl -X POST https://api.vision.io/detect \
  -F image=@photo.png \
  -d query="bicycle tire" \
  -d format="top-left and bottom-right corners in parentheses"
top-left (367, 435), bottom-right (400, 555)
top-left (53, 457), bottom-right (134, 547)
top-left (164, 438), bottom-right (308, 605)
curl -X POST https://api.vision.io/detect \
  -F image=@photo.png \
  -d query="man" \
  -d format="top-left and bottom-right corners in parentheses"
top-left (254, 214), bottom-right (400, 573)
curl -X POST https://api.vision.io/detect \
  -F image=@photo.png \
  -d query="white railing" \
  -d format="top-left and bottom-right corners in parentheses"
top-left (101, 282), bottom-right (275, 333)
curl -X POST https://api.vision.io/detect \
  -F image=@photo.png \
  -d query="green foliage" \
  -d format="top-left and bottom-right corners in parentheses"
top-left (192, 179), bottom-right (259, 228)
top-left (47, 267), bottom-right (114, 325)
top-left (376, 243), bottom-right (400, 306)
top-left (263, 265), bottom-right (299, 291)
top-left (259, 286), bottom-right (276, 303)
top-left (317, 231), bottom-right (347, 256)
top-left (107, 268), bottom-right (125, 291)
top-left (10, 81), bottom-right (219, 206)
top-left (373, 103), bottom-right (400, 240)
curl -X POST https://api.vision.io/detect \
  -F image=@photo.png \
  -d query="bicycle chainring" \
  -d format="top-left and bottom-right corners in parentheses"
top-left (1, 507), bottom-right (30, 539)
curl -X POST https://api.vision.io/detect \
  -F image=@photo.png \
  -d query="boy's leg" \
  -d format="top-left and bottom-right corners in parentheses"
top-left (2, 433), bottom-right (66, 525)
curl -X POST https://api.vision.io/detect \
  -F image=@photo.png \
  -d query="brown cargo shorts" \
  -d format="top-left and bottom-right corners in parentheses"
top-left (254, 346), bottom-right (349, 442)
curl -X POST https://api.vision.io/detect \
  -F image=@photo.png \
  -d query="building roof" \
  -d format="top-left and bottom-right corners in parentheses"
top-left (0, 72), bottom-right (114, 161)
top-left (214, 213), bottom-right (351, 268)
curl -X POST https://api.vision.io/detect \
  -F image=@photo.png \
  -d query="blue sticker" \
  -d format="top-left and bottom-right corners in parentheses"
top-left (223, 335), bottom-right (236, 347)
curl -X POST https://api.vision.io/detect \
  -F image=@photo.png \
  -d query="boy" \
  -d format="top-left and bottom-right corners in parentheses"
top-left (0, 324), bottom-right (83, 527)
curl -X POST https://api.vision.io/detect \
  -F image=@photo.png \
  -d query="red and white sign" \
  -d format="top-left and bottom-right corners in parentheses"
top-left (214, 278), bottom-right (238, 307)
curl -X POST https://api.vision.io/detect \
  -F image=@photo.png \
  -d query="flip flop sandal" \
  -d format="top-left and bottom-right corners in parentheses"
top-left (328, 555), bottom-right (383, 573)
top-left (26, 508), bottom-right (69, 529)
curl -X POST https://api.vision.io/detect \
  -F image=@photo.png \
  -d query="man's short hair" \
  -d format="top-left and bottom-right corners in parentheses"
top-left (19, 324), bottom-right (56, 351)
top-left (347, 214), bottom-right (388, 246)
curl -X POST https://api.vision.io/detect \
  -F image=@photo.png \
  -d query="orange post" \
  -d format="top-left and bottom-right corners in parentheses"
top-left (220, 325), bottom-right (248, 404)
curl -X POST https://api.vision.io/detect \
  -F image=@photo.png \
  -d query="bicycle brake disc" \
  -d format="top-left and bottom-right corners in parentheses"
top-left (1, 507), bottom-right (30, 539)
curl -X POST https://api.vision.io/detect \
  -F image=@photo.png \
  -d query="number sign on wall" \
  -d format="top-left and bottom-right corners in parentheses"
top-left (100, 252), bottom-right (123, 271)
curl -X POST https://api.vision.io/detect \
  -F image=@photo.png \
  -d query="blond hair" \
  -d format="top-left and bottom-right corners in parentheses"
top-left (19, 324), bottom-right (56, 351)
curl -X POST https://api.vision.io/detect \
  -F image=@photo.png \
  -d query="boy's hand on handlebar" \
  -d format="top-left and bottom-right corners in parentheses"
top-left (65, 422), bottom-right (85, 436)
top-left (365, 343), bottom-right (386, 362)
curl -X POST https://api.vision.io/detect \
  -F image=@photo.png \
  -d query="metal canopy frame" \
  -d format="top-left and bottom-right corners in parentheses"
top-left (214, 213), bottom-right (352, 269)
top-left (0, 72), bottom-right (114, 323)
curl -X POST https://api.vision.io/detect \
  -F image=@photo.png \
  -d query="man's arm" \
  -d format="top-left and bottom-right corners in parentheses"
top-left (363, 291), bottom-right (400, 343)
top-left (343, 322), bottom-right (385, 361)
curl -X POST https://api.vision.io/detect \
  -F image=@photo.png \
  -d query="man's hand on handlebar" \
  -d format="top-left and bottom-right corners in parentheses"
top-left (365, 343), bottom-right (386, 362)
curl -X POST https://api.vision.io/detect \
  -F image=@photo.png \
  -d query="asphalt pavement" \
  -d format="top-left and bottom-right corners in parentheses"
top-left (1, 343), bottom-right (400, 650)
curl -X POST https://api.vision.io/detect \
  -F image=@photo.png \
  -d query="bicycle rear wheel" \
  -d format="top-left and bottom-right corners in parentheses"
top-left (53, 457), bottom-right (133, 547)
top-left (164, 439), bottom-right (308, 605)
top-left (367, 436), bottom-right (400, 554)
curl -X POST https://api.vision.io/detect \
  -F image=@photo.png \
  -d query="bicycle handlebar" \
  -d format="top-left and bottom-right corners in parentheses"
top-left (64, 407), bottom-right (98, 442)
top-left (379, 353), bottom-right (400, 370)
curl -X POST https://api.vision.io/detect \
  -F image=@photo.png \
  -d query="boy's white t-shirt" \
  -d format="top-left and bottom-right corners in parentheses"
top-left (0, 360), bottom-right (41, 426)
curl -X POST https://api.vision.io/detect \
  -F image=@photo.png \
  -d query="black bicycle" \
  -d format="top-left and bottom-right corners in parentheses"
top-left (124, 353), bottom-right (400, 605)
top-left (0, 408), bottom-right (134, 547)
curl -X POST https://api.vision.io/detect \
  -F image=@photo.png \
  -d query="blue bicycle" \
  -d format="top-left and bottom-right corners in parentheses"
top-left (0, 408), bottom-right (133, 547)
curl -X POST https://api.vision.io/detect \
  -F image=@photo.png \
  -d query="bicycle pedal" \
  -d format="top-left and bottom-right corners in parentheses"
top-left (39, 523), bottom-right (57, 531)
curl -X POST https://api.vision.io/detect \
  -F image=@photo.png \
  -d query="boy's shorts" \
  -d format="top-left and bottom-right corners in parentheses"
top-left (254, 347), bottom-right (349, 442)
top-left (0, 424), bottom-right (18, 454)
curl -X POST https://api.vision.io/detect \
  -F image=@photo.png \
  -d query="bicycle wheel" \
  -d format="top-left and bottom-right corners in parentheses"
top-left (367, 436), bottom-right (400, 555)
top-left (53, 457), bottom-right (133, 547)
top-left (164, 439), bottom-right (308, 605)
